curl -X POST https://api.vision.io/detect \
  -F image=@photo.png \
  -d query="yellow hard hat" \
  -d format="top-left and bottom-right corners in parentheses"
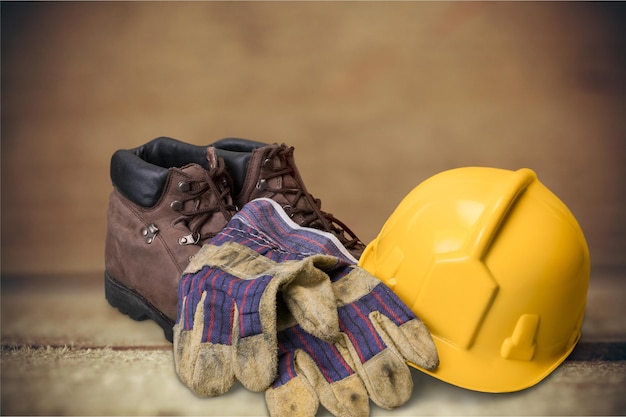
top-left (358, 167), bottom-right (590, 393)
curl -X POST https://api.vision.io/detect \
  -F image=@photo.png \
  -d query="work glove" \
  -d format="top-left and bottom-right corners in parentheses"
top-left (173, 211), bottom-right (341, 396)
top-left (175, 198), bottom-right (439, 416)
top-left (265, 256), bottom-right (439, 417)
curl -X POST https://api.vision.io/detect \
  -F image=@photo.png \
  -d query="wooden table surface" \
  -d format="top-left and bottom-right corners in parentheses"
top-left (1, 268), bottom-right (625, 416)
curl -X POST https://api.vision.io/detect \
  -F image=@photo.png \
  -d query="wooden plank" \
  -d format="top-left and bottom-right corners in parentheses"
top-left (1, 270), bottom-right (624, 414)
top-left (1, 346), bottom-right (624, 416)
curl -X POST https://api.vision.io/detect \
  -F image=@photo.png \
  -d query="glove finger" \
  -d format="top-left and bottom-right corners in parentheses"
top-left (177, 290), bottom-right (238, 397)
top-left (173, 294), bottom-right (191, 376)
top-left (234, 330), bottom-right (277, 392)
top-left (265, 379), bottom-right (318, 417)
top-left (370, 311), bottom-right (439, 371)
top-left (173, 293), bottom-right (204, 386)
top-left (279, 255), bottom-right (340, 342)
top-left (174, 292), bottom-right (236, 397)
top-left (294, 345), bottom-right (370, 417)
top-left (191, 342), bottom-right (236, 396)
top-left (265, 330), bottom-right (321, 417)
top-left (353, 346), bottom-right (413, 410)
top-left (223, 275), bottom-right (278, 392)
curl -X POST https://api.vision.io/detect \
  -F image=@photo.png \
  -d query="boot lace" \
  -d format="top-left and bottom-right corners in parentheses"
top-left (259, 145), bottom-right (365, 255)
top-left (173, 163), bottom-right (237, 245)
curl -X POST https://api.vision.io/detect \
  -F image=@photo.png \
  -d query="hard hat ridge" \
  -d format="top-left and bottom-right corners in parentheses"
top-left (359, 167), bottom-right (590, 393)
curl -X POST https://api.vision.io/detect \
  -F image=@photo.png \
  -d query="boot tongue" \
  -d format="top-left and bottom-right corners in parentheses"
top-left (178, 156), bottom-right (235, 244)
top-left (213, 147), bottom-right (253, 196)
top-left (262, 145), bottom-right (328, 229)
top-left (202, 148), bottom-right (236, 240)
top-left (206, 146), bottom-right (219, 170)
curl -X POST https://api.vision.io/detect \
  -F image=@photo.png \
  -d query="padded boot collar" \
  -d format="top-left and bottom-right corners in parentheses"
top-left (111, 137), bottom-right (210, 208)
top-left (212, 138), bottom-right (268, 197)
top-left (210, 137), bottom-right (267, 153)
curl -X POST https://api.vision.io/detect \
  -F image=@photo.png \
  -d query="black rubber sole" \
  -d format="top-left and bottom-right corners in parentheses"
top-left (104, 271), bottom-right (174, 342)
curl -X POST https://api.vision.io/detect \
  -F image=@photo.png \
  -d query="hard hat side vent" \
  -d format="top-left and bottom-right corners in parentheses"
top-left (501, 314), bottom-right (540, 361)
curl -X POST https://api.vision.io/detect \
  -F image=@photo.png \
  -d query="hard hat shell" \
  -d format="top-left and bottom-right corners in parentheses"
top-left (359, 167), bottom-right (590, 393)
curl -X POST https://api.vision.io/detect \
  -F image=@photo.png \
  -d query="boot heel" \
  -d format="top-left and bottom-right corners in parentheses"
top-left (104, 271), bottom-right (174, 342)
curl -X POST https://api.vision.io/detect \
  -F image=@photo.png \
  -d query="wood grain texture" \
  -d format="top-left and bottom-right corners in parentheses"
top-left (1, 2), bottom-right (625, 274)
top-left (1, 270), bottom-right (624, 415)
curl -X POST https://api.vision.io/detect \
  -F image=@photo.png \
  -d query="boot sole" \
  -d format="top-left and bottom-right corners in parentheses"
top-left (104, 271), bottom-right (174, 342)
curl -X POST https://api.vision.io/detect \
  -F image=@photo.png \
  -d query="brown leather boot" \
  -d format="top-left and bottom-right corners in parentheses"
top-left (105, 137), bottom-right (236, 341)
top-left (212, 138), bottom-right (366, 259)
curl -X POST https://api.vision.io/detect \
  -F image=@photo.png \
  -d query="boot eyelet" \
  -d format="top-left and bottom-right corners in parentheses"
top-left (262, 158), bottom-right (274, 169)
top-left (283, 205), bottom-right (295, 218)
top-left (170, 200), bottom-right (183, 211)
top-left (256, 179), bottom-right (268, 191)
top-left (178, 181), bottom-right (190, 192)
top-left (179, 232), bottom-right (200, 246)
top-left (141, 223), bottom-right (159, 244)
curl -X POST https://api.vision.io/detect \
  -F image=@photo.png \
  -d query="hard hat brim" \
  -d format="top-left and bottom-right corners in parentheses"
top-left (409, 331), bottom-right (581, 393)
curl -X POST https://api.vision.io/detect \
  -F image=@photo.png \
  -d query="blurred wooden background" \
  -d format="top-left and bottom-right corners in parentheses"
top-left (2, 1), bottom-right (625, 275)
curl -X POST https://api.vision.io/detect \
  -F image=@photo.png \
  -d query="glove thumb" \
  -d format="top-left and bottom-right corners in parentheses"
top-left (278, 254), bottom-right (340, 342)
top-left (371, 311), bottom-right (439, 371)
